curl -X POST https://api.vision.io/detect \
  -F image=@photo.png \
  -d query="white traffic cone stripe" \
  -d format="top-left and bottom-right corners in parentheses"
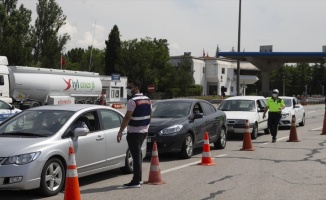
top-left (67, 154), bottom-right (76, 166)
top-left (67, 169), bottom-right (78, 177)
top-left (150, 165), bottom-right (160, 172)
top-left (151, 151), bottom-right (158, 156)
top-left (202, 152), bottom-right (211, 157)
top-left (204, 140), bottom-right (209, 144)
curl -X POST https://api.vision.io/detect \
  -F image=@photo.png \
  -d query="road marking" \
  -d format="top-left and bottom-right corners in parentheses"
top-left (306, 111), bottom-right (316, 113)
top-left (261, 136), bottom-right (288, 145)
top-left (161, 154), bottom-right (227, 174)
top-left (311, 127), bottom-right (322, 131)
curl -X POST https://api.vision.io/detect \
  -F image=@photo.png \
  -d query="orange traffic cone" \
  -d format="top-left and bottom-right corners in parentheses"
top-left (287, 115), bottom-right (300, 142)
top-left (198, 132), bottom-right (216, 166)
top-left (144, 142), bottom-right (166, 185)
top-left (321, 109), bottom-right (326, 135)
top-left (240, 120), bottom-right (254, 151)
top-left (64, 147), bottom-right (81, 200)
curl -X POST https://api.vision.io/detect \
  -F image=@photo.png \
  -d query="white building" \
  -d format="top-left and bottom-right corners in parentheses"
top-left (170, 52), bottom-right (259, 96)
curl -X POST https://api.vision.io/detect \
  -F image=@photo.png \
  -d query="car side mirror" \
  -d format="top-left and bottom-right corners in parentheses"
top-left (193, 113), bottom-right (204, 119)
top-left (258, 107), bottom-right (265, 112)
top-left (71, 127), bottom-right (90, 141)
top-left (294, 105), bottom-right (300, 108)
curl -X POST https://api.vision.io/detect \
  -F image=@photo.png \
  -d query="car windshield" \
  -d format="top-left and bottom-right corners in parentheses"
top-left (152, 101), bottom-right (191, 118)
top-left (218, 100), bottom-right (255, 112)
top-left (0, 110), bottom-right (74, 137)
top-left (283, 99), bottom-right (293, 107)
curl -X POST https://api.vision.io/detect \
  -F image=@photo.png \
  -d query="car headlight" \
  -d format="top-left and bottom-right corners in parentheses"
top-left (235, 119), bottom-right (246, 124)
top-left (2, 152), bottom-right (41, 165)
top-left (282, 112), bottom-right (291, 118)
top-left (159, 125), bottom-right (183, 135)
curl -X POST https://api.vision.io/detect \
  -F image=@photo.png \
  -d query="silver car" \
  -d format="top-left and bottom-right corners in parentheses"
top-left (0, 104), bottom-right (146, 196)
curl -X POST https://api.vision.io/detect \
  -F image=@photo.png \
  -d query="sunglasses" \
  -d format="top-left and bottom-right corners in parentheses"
top-left (272, 92), bottom-right (278, 94)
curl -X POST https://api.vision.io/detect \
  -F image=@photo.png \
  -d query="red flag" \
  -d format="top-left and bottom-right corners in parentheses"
top-left (61, 55), bottom-right (66, 66)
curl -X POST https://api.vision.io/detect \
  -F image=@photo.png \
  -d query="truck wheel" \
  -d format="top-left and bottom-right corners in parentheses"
top-left (31, 102), bottom-right (40, 107)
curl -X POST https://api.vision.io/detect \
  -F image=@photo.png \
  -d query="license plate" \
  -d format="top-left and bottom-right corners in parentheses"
top-left (147, 137), bottom-right (151, 142)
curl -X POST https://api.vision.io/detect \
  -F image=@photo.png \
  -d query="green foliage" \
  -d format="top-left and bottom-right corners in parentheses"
top-left (0, 0), bottom-right (33, 65)
top-left (105, 25), bottom-right (121, 75)
top-left (119, 37), bottom-right (171, 93)
top-left (31, 0), bottom-right (70, 68)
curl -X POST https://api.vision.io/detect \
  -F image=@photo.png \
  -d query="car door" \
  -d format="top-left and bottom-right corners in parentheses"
top-left (257, 99), bottom-right (268, 129)
top-left (200, 101), bottom-right (219, 142)
top-left (99, 109), bottom-right (128, 167)
top-left (191, 102), bottom-right (207, 145)
top-left (72, 111), bottom-right (106, 174)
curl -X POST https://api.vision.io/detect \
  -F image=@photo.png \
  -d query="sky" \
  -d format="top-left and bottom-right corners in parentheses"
top-left (17, 0), bottom-right (326, 57)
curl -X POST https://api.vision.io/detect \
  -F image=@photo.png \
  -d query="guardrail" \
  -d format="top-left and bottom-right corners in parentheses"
top-left (300, 97), bottom-right (325, 105)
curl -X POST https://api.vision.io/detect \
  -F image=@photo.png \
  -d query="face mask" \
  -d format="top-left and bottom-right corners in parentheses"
top-left (127, 89), bottom-right (132, 96)
top-left (272, 94), bottom-right (278, 98)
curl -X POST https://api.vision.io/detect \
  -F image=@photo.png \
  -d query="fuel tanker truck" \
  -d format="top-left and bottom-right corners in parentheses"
top-left (0, 56), bottom-right (102, 110)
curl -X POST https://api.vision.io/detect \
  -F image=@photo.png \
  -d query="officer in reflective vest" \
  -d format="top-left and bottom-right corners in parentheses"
top-left (117, 79), bottom-right (152, 188)
top-left (263, 89), bottom-right (285, 143)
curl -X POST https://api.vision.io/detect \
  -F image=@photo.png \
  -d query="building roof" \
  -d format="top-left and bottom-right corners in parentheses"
top-left (217, 52), bottom-right (326, 63)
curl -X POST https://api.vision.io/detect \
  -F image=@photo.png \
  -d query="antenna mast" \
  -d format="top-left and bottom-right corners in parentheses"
top-left (89, 20), bottom-right (96, 71)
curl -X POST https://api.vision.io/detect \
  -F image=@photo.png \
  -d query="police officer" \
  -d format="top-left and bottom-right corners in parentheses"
top-left (263, 89), bottom-right (285, 143)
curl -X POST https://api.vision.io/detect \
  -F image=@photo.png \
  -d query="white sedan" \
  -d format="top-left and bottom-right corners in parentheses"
top-left (217, 96), bottom-right (269, 139)
top-left (278, 96), bottom-right (305, 127)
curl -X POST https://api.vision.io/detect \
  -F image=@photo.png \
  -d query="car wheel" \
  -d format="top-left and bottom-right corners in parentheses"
top-left (299, 114), bottom-right (305, 126)
top-left (179, 133), bottom-right (194, 159)
top-left (37, 158), bottom-right (65, 197)
top-left (264, 128), bottom-right (270, 134)
top-left (251, 123), bottom-right (258, 139)
top-left (120, 149), bottom-right (133, 174)
top-left (214, 127), bottom-right (226, 149)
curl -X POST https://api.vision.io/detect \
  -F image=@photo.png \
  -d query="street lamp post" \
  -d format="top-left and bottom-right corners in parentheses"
top-left (283, 75), bottom-right (285, 96)
top-left (236, 0), bottom-right (242, 95)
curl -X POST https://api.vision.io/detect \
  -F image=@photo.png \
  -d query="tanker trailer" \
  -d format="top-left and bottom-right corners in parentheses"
top-left (7, 65), bottom-right (102, 109)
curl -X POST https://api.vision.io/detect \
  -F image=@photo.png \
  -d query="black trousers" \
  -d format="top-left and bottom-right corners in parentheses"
top-left (268, 112), bottom-right (282, 139)
top-left (126, 132), bottom-right (147, 184)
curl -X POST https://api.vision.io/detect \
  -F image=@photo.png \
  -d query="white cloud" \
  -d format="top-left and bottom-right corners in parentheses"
top-left (17, 0), bottom-right (326, 56)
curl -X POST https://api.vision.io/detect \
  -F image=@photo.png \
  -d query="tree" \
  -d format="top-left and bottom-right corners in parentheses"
top-left (31, 0), bottom-right (70, 68)
top-left (105, 25), bottom-right (121, 75)
top-left (78, 46), bottom-right (105, 74)
top-left (215, 44), bottom-right (220, 57)
top-left (119, 37), bottom-right (171, 93)
top-left (0, 0), bottom-right (33, 65)
top-left (174, 56), bottom-right (195, 96)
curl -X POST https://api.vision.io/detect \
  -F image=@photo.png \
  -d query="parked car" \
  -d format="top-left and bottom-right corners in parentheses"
top-left (217, 96), bottom-right (269, 139)
top-left (278, 96), bottom-right (305, 127)
top-left (0, 99), bottom-right (21, 123)
top-left (147, 99), bottom-right (227, 159)
top-left (0, 104), bottom-right (145, 196)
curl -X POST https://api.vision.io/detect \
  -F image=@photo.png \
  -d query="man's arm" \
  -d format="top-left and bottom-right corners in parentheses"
top-left (117, 111), bottom-right (133, 143)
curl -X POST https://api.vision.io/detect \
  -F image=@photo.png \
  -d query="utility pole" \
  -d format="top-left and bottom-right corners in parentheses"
top-left (236, 0), bottom-right (242, 95)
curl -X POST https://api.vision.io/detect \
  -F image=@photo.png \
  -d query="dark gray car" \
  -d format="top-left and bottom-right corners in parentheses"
top-left (147, 99), bottom-right (227, 159)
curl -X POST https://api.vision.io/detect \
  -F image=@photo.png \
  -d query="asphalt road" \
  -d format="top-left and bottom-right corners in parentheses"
top-left (2, 104), bottom-right (326, 200)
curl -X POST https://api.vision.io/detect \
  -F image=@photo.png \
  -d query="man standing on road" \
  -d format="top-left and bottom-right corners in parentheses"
top-left (263, 89), bottom-right (285, 143)
top-left (117, 79), bottom-right (152, 188)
